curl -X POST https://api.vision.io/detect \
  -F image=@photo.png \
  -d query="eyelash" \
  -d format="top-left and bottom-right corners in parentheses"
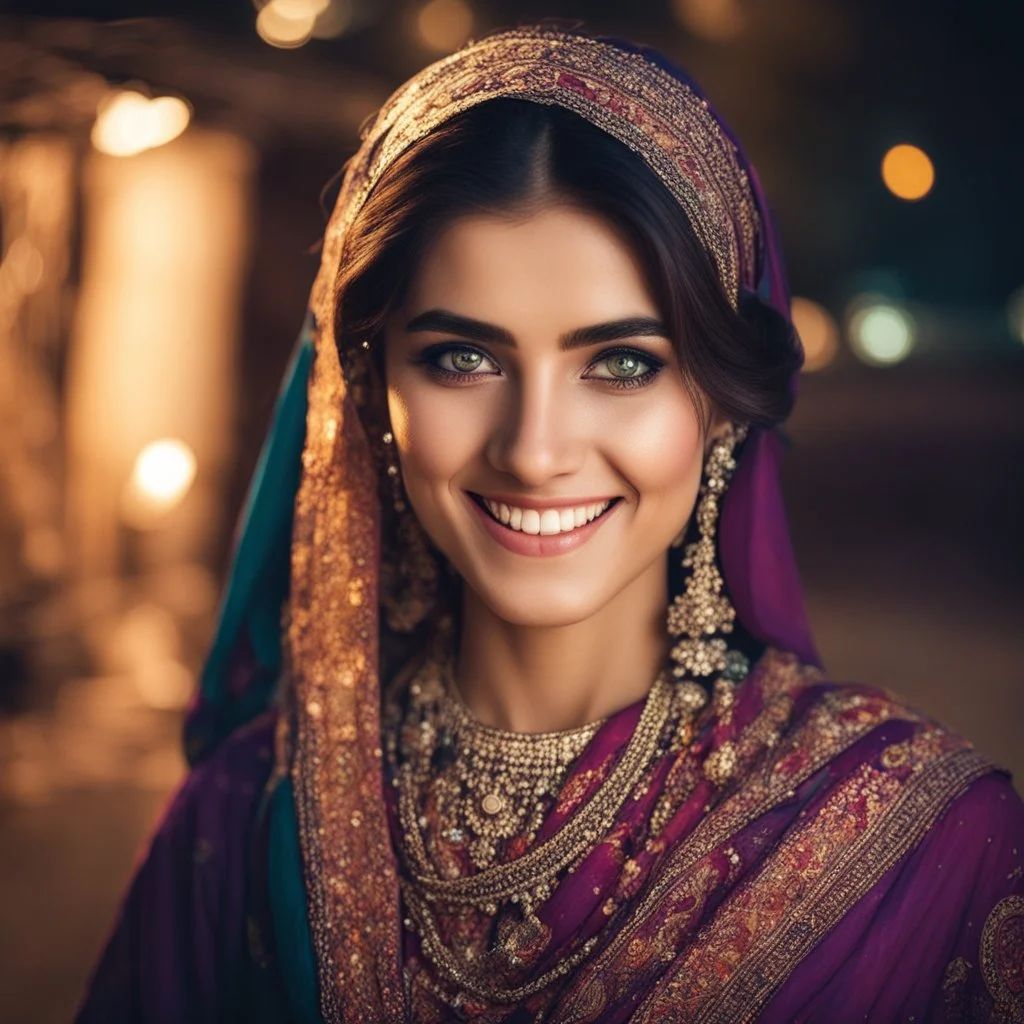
top-left (414, 343), bottom-right (665, 391)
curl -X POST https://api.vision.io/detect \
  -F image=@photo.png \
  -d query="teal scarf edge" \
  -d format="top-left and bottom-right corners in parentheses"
top-left (268, 775), bottom-right (323, 1023)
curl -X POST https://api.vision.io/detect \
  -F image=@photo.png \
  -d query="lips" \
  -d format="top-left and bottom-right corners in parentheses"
top-left (468, 492), bottom-right (622, 533)
top-left (463, 490), bottom-right (623, 558)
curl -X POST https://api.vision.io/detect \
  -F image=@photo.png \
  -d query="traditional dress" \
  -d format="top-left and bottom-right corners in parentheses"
top-left (77, 27), bottom-right (1024, 1024)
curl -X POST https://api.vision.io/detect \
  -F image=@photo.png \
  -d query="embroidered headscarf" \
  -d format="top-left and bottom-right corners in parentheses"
top-left (185, 26), bottom-right (819, 1020)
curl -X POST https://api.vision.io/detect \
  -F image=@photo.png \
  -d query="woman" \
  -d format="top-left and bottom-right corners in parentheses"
top-left (77, 26), bottom-right (1023, 1023)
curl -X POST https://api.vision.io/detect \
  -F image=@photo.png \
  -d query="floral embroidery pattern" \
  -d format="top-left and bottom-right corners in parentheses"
top-left (941, 956), bottom-right (971, 1022)
top-left (981, 895), bottom-right (1024, 1023)
top-left (640, 738), bottom-right (991, 1023)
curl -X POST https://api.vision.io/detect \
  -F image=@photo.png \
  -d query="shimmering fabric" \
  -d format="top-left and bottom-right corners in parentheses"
top-left (77, 657), bottom-right (1024, 1022)
top-left (77, 25), bottom-right (1024, 1024)
top-left (383, 647), bottom-right (1015, 1021)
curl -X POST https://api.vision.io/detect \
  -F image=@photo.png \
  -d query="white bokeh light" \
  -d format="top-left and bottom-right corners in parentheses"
top-left (125, 439), bottom-right (198, 522)
top-left (848, 303), bottom-right (916, 366)
top-left (92, 92), bottom-right (191, 157)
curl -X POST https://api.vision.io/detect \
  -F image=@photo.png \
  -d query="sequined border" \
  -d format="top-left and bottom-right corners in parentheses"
top-left (289, 333), bottom-right (405, 1020)
top-left (552, 653), bottom-right (999, 1022)
top-left (558, 654), bottom-right (916, 999)
top-left (310, 28), bottom-right (760, 328)
top-left (686, 744), bottom-right (994, 1023)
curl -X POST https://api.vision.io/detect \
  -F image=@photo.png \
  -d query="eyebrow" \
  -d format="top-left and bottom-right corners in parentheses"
top-left (403, 308), bottom-right (670, 351)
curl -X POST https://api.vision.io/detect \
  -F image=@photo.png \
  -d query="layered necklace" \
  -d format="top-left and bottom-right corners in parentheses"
top-left (428, 664), bottom-right (606, 872)
top-left (383, 623), bottom-right (710, 1005)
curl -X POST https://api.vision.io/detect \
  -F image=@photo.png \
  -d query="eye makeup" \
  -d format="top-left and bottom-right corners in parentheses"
top-left (411, 342), bottom-right (666, 391)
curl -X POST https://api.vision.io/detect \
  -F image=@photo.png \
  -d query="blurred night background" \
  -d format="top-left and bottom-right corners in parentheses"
top-left (0, 0), bottom-right (1021, 1019)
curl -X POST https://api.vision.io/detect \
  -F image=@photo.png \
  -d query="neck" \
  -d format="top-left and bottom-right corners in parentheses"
top-left (452, 556), bottom-right (670, 734)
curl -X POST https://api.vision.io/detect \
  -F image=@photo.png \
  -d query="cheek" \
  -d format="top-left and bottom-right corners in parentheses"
top-left (386, 378), bottom-right (483, 489)
top-left (609, 385), bottom-right (705, 509)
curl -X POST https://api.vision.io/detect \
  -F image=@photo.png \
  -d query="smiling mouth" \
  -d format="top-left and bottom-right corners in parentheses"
top-left (468, 492), bottom-right (623, 535)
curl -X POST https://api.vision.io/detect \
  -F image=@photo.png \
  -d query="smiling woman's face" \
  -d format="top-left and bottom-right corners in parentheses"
top-left (383, 204), bottom-right (718, 628)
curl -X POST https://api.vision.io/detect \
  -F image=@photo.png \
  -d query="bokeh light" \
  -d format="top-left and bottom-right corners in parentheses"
top-left (847, 301), bottom-right (916, 366)
top-left (134, 658), bottom-right (194, 710)
top-left (107, 603), bottom-right (193, 710)
top-left (123, 439), bottom-right (197, 526)
top-left (791, 296), bottom-right (840, 371)
top-left (271, 0), bottom-right (331, 16)
top-left (256, 0), bottom-right (317, 48)
top-left (1007, 285), bottom-right (1024, 344)
top-left (669, 0), bottom-right (746, 41)
top-left (132, 439), bottom-right (197, 505)
top-left (416, 0), bottom-right (473, 53)
top-left (881, 144), bottom-right (935, 201)
top-left (91, 91), bottom-right (191, 157)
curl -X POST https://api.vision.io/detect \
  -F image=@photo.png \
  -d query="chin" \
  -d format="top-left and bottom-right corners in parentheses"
top-left (467, 573), bottom-right (609, 628)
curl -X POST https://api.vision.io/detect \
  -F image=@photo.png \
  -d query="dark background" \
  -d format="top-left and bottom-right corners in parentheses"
top-left (0, 1), bottom-right (1021, 1019)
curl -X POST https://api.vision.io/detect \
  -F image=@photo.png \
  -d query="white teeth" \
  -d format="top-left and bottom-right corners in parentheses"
top-left (481, 496), bottom-right (614, 534)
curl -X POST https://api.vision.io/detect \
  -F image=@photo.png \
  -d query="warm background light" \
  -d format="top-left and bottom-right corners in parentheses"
top-left (881, 144), bottom-right (935, 201)
top-left (130, 439), bottom-right (197, 506)
top-left (67, 128), bottom-right (253, 574)
top-left (669, 0), bottom-right (746, 42)
top-left (848, 302), bottom-right (916, 366)
top-left (108, 603), bottom-right (194, 710)
top-left (791, 296), bottom-right (840, 372)
top-left (254, 0), bottom-right (353, 45)
top-left (272, 0), bottom-right (331, 16)
top-left (91, 91), bottom-right (191, 158)
top-left (256, 0), bottom-right (318, 48)
top-left (416, 0), bottom-right (473, 53)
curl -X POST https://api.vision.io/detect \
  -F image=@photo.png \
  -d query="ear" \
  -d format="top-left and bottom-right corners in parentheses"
top-left (703, 409), bottom-right (732, 456)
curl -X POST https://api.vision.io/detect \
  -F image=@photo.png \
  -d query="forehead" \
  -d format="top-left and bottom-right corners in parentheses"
top-left (404, 206), bottom-right (660, 331)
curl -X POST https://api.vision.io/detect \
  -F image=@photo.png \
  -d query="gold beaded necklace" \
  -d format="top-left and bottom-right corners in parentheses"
top-left (432, 659), bottom-right (606, 871)
top-left (384, 632), bottom-right (710, 1004)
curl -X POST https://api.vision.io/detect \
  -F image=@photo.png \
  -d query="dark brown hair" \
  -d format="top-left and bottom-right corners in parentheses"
top-left (335, 98), bottom-right (801, 431)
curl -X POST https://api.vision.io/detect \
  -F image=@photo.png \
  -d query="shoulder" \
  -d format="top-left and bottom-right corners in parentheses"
top-left (172, 711), bottom-right (279, 827)
top-left (130, 706), bottom-right (280, 910)
top-left (156, 710), bottom-right (280, 889)
top-left (742, 649), bottom-right (1011, 887)
top-left (752, 647), bottom-right (997, 774)
top-left (76, 712), bottom-right (281, 1021)
top-left (755, 648), bottom-right (1024, 953)
top-left (151, 711), bottom-right (277, 859)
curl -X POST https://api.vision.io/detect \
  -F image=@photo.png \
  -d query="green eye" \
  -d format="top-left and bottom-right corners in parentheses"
top-left (450, 350), bottom-right (484, 373)
top-left (587, 346), bottom-right (665, 390)
top-left (605, 352), bottom-right (644, 378)
top-left (416, 342), bottom-right (664, 391)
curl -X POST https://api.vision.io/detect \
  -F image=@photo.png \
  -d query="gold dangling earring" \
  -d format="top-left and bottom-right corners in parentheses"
top-left (666, 422), bottom-right (750, 685)
top-left (379, 424), bottom-right (441, 634)
top-left (344, 341), bottom-right (439, 631)
top-left (381, 429), bottom-right (406, 513)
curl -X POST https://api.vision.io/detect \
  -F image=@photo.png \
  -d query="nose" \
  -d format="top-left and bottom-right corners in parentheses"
top-left (484, 372), bottom-right (586, 488)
